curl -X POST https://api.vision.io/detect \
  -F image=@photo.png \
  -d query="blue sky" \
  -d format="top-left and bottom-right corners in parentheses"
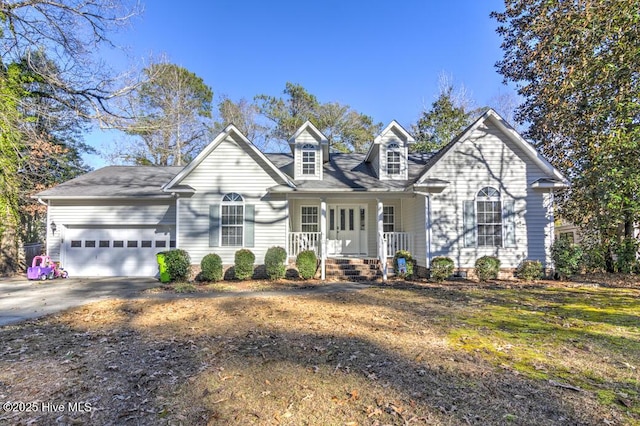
top-left (89, 0), bottom-right (510, 167)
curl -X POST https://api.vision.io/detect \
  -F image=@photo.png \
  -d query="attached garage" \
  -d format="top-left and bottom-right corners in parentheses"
top-left (62, 226), bottom-right (173, 277)
top-left (35, 166), bottom-right (182, 278)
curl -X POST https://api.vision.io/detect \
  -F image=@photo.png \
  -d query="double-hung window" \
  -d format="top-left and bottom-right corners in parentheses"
top-left (221, 192), bottom-right (244, 246)
top-left (476, 187), bottom-right (502, 247)
top-left (383, 206), bottom-right (395, 232)
top-left (301, 144), bottom-right (316, 175)
top-left (301, 206), bottom-right (319, 232)
top-left (386, 142), bottom-right (401, 175)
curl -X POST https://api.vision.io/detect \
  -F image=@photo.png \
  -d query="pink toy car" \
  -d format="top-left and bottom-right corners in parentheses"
top-left (27, 255), bottom-right (69, 280)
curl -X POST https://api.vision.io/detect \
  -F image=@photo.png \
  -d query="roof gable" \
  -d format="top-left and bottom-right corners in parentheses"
top-left (416, 109), bottom-right (567, 185)
top-left (287, 120), bottom-right (328, 145)
top-left (163, 125), bottom-right (295, 191)
top-left (365, 120), bottom-right (415, 162)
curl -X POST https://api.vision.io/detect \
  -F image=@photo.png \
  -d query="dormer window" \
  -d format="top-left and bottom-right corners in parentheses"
top-left (301, 144), bottom-right (316, 175)
top-left (386, 143), bottom-right (401, 175)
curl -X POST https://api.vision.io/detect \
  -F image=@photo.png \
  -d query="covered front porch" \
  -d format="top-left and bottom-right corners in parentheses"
top-left (285, 195), bottom-right (419, 280)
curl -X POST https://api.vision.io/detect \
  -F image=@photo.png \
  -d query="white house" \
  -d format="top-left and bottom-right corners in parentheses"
top-left (35, 109), bottom-right (568, 278)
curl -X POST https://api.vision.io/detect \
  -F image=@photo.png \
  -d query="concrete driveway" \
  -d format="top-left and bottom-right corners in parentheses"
top-left (0, 276), bottom-right (160, 326)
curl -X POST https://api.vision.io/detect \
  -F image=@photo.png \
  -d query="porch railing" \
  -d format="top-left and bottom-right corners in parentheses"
top-left (288, 232), bottom-right (322, 258)
top-left (383, 232), bottom-right (413, 257)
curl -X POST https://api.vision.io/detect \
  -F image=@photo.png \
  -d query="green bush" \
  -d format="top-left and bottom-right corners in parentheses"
top-left (200, 253), bottom-right (223, 282)
top-left (234, 249), bottom-right (255, 280)
top-left (615, 237), bottom-right (639, 274)
top-left (430, 256), bottom-right (454, 282)
top-left (296, 250), bottom-right (317, 280)
top-left (515, 260), bottom-right (543, 281)
top-left (475, 256), bottom-right (501, 281)
top-left (264, 246), bottom-right (287, 280)
top-left (551, 238), bottom-right (583, 279)
top-left (163, 249), bottom-right (191, 282)
top-left (392, 250), bottom-right (414, 279)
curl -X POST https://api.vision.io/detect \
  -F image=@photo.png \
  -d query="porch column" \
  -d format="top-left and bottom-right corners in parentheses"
top-left (320, 198), bottom-right (327, 280)
top-left (376, 198), bottom-right (387, 281)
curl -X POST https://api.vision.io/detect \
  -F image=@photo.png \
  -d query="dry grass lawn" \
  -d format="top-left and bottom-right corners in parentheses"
top-left (1, 279), bottom-right (639, 425)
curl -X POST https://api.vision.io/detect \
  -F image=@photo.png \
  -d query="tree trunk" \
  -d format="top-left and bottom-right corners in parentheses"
top-left (0, 214), bottom-right (20, 276)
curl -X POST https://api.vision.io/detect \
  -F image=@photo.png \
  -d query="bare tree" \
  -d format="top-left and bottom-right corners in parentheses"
top-left (0, 0), bottom-right (142, 120)
top-left (111, 60), bottom-right (213, 166)
top-left (213, 95), bottom-right (269, 150)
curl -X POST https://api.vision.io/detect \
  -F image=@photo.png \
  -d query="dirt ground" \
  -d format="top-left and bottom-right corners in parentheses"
top-left (1, 276), bottom-right (638, 425)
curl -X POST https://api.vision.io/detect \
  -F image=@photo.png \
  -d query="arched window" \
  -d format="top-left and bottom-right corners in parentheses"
top-left (386, 142), bottom-right (401, 175)
top-left (221, 193), bottom-right (244, 246)
top-left (301, 144), bottom-right (316, 175)
top-left (476, 187), bottom-right (502, 247)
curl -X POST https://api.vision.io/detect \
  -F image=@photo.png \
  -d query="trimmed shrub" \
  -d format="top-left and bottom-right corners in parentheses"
top-left (201, 253), bottom-right (223, 282)
top-left (475, 256), bottom-right (501, 281)
top-left (234, 249), bottom-right (255, 280)
top-left (393, 250), bottom-right (414, 279)
top-left (296, 250), bottom-right (317, 280)
top-left (265, 246), bottom-right (287, 280)
top-left (430, 256), bottom-right (454, 282)
top-left (163, 249), bottom-right (191, 282)
top-left (551, 238), bottom-right (583, 279)
top-left (516, 260), bottom-right (543, 281)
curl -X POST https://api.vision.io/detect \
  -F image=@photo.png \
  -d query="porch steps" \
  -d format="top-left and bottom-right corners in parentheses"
top-left (325, 258), bottom-right (382, 281)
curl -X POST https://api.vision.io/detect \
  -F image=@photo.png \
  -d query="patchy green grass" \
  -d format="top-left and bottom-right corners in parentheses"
top-left (446, 285), bottom-right (640, 418)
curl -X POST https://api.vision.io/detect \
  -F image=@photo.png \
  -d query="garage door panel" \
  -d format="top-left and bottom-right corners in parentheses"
top-left (63, 227), bottom-right (170, 277)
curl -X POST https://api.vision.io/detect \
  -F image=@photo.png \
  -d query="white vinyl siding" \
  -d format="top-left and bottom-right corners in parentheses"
top-left (424, 121), bottom-right (553, 268)
top-left (178, 135), bottom-right (287, 264)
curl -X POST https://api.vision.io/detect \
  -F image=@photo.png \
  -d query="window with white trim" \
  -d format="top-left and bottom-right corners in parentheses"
top-left (221, 192), bottom-right (244, 246)
top-left (301, 206), bottom-right (319, 232)
top-left (386, 142), bottom-right (401, 175)
top-left (301, 144), bottom-right (316, 175)
top-left (477, 187), bottom-right (502, 247)
top-left (383, 206), bottom-right (395, 232)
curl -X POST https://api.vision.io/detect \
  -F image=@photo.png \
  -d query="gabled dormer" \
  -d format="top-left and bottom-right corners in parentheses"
top-left (288, 121), bottom-right (329, 180)
top-left (364, 120), bottom-right (415, 180)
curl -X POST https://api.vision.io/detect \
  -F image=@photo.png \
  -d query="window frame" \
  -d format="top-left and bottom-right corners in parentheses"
top-left (386, 142), bottom-right (401, 176)
top-left (221, 192), bottom-right (245, 247)
top-left (301, 144), bottom-right (316, 176)
top-left (301, 206), bottom-right (319, 233)
top-left (476, 187), bottom-right (503, 247)
top-left (383, 206), bottom-right (395, 233)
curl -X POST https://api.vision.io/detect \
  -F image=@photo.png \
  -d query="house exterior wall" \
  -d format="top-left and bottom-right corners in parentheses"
top-left (424, 121), bottom-right (553, 268)
top-left (400, 196), bottom-right (427, 266)
top-left (178, 135), bottom-right (287, 265)
top-left (47, 199), bottom-right (176, 261)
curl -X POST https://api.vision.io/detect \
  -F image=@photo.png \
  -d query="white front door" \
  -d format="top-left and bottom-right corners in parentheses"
top-left (327, 205), bottom-right (367, 255)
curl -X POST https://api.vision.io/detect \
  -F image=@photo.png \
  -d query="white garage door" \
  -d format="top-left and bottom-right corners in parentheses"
top-left (63, 227), bottom-right (172, 277)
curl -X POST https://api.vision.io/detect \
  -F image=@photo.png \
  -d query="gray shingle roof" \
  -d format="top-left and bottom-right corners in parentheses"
top-left (266, 152), bottom-right (434, 192)
top-left (35, 166), bottom-right (183, 198)
top-left (36, 152), bottom-right (437, 199)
